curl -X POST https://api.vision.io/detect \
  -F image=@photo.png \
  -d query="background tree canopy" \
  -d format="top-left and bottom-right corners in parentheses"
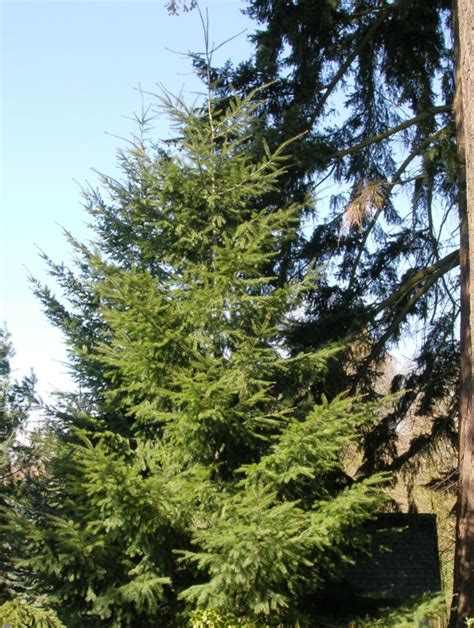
top-left (200, 0), bottom-right (459, 480)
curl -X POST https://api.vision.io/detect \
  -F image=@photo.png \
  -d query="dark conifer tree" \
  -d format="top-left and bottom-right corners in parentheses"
top-left (201, 0), bottom-right (459, 477)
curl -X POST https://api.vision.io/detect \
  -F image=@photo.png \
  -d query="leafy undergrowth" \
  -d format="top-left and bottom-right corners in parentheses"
top-left (350, 593), bottom-right (447, 627)
top-left (0, 599), bottom-right (64, 628)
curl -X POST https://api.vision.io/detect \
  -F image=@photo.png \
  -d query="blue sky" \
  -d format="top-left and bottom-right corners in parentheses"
top-left (1, 0), bottom-right (253, 399)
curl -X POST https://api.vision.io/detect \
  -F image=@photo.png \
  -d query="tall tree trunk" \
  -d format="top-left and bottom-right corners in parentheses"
top-left (450, 0), bottom-right (474, 625)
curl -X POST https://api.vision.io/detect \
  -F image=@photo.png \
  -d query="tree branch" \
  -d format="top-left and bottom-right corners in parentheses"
top-left (348, 126), bottom-right (452, 289)
top-left (353, 250), bottom-right (459, 385)
top-left (333, 105), bottom-right (452, 160)
top-left (372, 249), bottom-right (459, 318)
top-left (308, 5), bottom-right (395, 127)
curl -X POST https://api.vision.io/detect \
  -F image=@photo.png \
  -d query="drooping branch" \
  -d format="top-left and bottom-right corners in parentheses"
top-left (333, 104), bottom-right (452, 160)
top-left (329, 252), bottom-right (459, 373)
top-left (349, 250), bottom-right (460, 393)
top-left (385, 412), bottom-right (456, 473)
top-left (372, 249), bottom-right (459, 318)
top-left (348, 126), bottom-right (453, 289)
top-left (165, 0), bottom-right (197, 15)
top-left (307, 4), bottom-right (396, 126)
top-left (358, 404), bottom-right (457, 477)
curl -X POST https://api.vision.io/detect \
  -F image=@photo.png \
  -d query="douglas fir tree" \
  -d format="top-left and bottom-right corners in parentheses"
top-left (9, 87), bottom-right (388, 626)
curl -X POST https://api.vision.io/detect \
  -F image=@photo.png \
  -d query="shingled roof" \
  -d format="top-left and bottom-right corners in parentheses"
top-left (342, 513), bottom-right (442, 601)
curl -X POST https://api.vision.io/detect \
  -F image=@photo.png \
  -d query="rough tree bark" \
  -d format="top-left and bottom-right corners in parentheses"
top-left (451, 0), bottom-right (474, 625)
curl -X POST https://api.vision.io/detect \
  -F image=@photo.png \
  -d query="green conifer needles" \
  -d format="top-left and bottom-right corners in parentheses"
top-left (19, 90), bottom-right (387, 625)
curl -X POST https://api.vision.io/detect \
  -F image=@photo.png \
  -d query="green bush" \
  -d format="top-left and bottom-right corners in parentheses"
top-left (0, 599), bottom-right (64, 628)
top-left (188, 609), bottom-right (258, 627)
top-left (354, 593), bottom-right (447, 627)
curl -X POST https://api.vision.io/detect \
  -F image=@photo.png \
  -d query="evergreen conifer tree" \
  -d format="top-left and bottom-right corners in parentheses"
top-left (0, 329), bottom-right (38, 603)
top-left (10, 88), bottom-right (388, 626)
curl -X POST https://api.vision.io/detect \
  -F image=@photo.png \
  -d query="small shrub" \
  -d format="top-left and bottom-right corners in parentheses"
top-left (353, 593), bottom-right (447, 627)
top-left (188, 609), bottom-right (258, 628)
top-left (0, 599), bottom-right (64, 628)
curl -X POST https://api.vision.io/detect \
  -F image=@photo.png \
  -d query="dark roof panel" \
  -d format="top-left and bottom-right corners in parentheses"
top-left (342, 513), bottom-right (441, 600)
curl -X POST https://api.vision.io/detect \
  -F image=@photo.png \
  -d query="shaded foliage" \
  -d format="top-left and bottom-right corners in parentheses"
top-left (198, 0), bottom-right (459, 476)
top-left (0, 329), bottom-right (38, 604)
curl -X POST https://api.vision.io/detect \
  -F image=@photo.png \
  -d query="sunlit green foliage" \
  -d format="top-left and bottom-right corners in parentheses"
top-left (355, 593), bottom-right (447, 627)
top-left (0, 599), bottom-right (65, 628)
top-left (10, 88), bottom-right (388, 626)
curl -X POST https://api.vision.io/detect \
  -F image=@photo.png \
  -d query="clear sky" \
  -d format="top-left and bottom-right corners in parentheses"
top-left (1, 0), bottom-right (253, 400)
